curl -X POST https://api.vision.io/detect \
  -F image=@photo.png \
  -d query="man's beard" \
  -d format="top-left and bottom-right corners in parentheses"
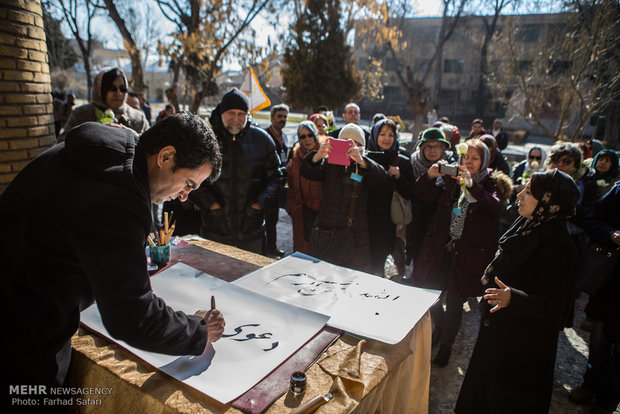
top-left (224, 123), bottom-right (243, 135)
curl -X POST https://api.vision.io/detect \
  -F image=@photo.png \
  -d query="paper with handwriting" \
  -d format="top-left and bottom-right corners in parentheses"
top-left (80, 262), bottom-right (329, 403)
top-left (234, 252), bottom-right (440, 344)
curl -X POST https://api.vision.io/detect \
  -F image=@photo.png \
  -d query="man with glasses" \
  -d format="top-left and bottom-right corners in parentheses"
top-left (329, 102), bottom-right (370, 143)
top-left (190, 88), bottom-right (281, 254)
top-left (59, 67), bottom-right (148, 141)
top-left (0, 114), bottom-right (225, 397)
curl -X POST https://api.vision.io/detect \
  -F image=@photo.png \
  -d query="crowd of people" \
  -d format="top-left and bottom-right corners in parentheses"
top-left (41, 68), bottom-right (619, 413)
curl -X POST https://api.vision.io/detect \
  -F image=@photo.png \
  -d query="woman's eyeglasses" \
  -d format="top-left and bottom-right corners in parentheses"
top-left (529, 155), bottom-right (542, 160)
top-left (108, 86), bottom-right (128, 93)
top-left (299, 134), bottom-right (315, 139)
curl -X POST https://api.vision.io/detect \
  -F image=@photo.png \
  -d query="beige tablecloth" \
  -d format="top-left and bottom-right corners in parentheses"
top-left (68, 241), bottom-right (431, 413)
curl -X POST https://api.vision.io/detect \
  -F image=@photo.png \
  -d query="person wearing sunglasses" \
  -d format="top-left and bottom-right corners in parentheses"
top-left (511, 145), bottom-right (547, 194)
top-left (59, 67), bottom-right (148, 142)
top-left (285, 121), bottom-right (323, 253)
top-left (547, 142), bottom-right (599, 329)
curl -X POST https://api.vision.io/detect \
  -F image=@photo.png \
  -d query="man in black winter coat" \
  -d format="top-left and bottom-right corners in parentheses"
top-left (191, 88), bottom-right (281, 254)
top-left (0, 114), bottom-right (225, 398)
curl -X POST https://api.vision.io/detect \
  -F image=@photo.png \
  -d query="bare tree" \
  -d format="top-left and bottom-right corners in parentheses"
top-left (96, 0), bottom-right (144, 94)
top-left (356, 0), bottom-right (468, 138)
top-left (155, 0), bottom-right (273, 113)
top-left (47, 0), bottom-right (97, 100)
top-left (473, 0), bottom-right (517, 116)
top-left (487, 0), bottom-right (620, 145)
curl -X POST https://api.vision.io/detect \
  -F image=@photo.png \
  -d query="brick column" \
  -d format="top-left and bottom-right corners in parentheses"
top-left (0, 0), bottom-right (55, 194)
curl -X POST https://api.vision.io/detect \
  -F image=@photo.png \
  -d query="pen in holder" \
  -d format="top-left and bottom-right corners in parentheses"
top-left (149, 243), bottom-right (170, 267)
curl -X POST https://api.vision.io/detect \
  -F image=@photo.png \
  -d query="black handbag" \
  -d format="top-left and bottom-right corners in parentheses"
top-left (575, 241), bottom-right (620, 296)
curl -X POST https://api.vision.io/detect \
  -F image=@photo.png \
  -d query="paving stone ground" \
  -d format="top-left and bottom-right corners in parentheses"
top-left (275, 210), bottom-right (619, 414)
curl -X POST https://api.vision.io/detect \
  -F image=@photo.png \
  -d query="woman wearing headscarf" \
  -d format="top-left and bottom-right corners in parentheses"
top-left (285, 121), bottom-right (323, 253)
top-left (411, 139), bottom-right (502, 366)
top-left (511, 145), bottom-right (547, 193)
top-left (308, 113), bottom-right (330, 143)
top-left (591, 149), bottom-right (620, 198)
top-left (456, 169), bottom-right (580, 414)
top-left (407, 128), bottom-right (453, 267)
top-left (59, 67), bottom-right (148, 141)
top-left (480, 134), bottom-right (510, 176)
top-left (365, 119), bottom-right (414, 276)
top-left (301, 124), bottom-right (387, 272)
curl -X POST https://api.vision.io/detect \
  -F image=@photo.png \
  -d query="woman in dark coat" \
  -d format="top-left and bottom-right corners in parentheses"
top-left (301, 124), bottom-right (387, 272)
top-left (285, 121), bottom-right (322, 253)
top-left (456, 169), bottom-right (580, 414)
top-left (411, 139), bottom-right (502, 366)
top-left (366, 119), bottom-right (414, 276)
top-left (407, 128), bottom-right (453, 266)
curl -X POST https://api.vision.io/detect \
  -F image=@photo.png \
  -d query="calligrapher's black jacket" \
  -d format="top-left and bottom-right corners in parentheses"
top-left (455, 219), bottom-right (575, 413)
top-left (190, 104), bottom-right (281, 245)
top-left (0, 123), bottom-right (207, 388)
top-left (300, 152), bottom-right (387, 272)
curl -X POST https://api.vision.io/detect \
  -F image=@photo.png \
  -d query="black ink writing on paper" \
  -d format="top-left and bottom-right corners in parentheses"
top-left (222, 323), bottom-right (279, 352)
top-left (269, 273), bottom-right (354, 296)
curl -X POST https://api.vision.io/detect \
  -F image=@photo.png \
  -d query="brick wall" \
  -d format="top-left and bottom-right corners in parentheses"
top-left (0, 0), bottom-right (55, 194)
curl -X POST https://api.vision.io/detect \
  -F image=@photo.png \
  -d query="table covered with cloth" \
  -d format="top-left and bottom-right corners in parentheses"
top-left (67, 239), bottom-right (431, 413)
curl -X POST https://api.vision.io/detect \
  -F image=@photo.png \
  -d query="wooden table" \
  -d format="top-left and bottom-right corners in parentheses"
top-left (68, 240), bottom-right (431, 413)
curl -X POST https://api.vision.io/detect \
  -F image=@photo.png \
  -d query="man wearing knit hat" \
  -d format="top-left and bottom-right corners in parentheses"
top-left (190, 88), bottom-right (281, 254)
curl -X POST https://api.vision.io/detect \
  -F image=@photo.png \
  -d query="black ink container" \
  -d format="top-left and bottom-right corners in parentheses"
top-left (290, 371), bottom-right (306, 395)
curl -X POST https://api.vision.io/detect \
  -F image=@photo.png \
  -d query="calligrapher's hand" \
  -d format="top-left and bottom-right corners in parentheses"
top-left (483, 277), bottom-right (511, 313)
top-left (195, 309), bottom-right (225, 344)
top-left (313, 139), bottom-right (332, 162)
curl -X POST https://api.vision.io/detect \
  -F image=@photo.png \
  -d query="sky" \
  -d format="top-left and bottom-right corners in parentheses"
top-left (62, 0), bottom-right (560, 71)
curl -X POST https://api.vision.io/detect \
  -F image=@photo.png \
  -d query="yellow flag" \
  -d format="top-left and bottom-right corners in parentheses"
top-left (240, 68), bottom-right (271, 115)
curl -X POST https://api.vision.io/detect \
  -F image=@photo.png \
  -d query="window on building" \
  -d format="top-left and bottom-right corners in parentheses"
top-left (444, 59), bottom-right (464, 73)
top-left (516, 24), bottom-right (540, 42)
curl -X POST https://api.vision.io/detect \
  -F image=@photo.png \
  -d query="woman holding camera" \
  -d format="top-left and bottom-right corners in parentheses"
top-left (456, 169), bottom-right (579, 413)
top-left (411, 139), bottom-right (502, 366)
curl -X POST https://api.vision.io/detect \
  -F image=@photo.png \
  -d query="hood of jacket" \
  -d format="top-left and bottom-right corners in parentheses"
top-left (64, 122), bottom-right (147, 197)
top-left (209, 103), bottom-right (251, 141)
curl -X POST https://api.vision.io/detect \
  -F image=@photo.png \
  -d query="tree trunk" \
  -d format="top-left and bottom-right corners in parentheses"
top-left (475, 13), bottom-right (500, 117)
top-left (102, 0), bottom-right (145, 93)
top-left (165, 62), bottom-right (181, 110)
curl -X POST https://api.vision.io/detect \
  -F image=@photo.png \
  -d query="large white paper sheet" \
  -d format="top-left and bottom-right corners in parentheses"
top-left (234, 253), bottom-right (440, 344)
top-left (80, 262), bottom-right (329, 404)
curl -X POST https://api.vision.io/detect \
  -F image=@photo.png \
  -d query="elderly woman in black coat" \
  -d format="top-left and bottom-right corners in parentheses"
top-left (456, 169), bottom-right (580, 414)
top-left (301, 124), bottom-right (387, 272)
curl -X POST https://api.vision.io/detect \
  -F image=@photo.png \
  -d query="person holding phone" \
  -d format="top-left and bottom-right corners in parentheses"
top-left (300, 124), bottom-right (387, 272)
top-left (456, 169), bottom-right (579, 413)
top-left (411, 139), bottom-right (503, 366)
